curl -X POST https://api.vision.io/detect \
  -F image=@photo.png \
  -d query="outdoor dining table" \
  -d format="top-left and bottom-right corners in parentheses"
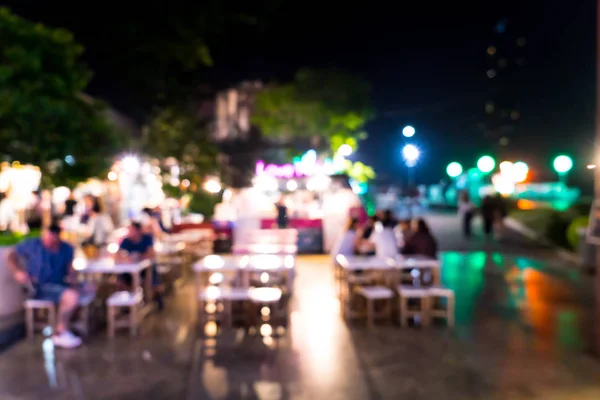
top-left (76, 257), bottom-right (155, 318)
top-left (193, 254), bottom-right (296, 296)
top-left (334, 254), bottom-right (441, 313)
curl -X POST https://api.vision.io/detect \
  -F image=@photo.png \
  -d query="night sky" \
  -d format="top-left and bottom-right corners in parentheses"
top-left (3, 1), bottom-right (596, 190)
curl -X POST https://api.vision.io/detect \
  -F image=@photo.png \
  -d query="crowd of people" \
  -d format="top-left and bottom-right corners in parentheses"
top-left (333, 210), bottom-right (439, 260)
top-left (458, 191), bottom-right (507, 239)
top-left (6, 194), bottom-right (172, 349)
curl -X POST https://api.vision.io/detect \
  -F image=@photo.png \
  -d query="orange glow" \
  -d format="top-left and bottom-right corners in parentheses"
top-left (517, 199), bottom-right (536, 210)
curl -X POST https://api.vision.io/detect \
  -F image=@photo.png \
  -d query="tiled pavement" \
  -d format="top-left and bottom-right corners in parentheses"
top-left (1, 213), bottom-right (599, 399)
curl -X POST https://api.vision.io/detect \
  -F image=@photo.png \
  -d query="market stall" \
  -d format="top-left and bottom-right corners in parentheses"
top-left (213, 150), bottom-right (363, 253)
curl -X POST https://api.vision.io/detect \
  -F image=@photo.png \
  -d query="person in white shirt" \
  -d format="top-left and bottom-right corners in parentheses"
top-left (82, 198), bottom-right (114, 248)
top-left (373, 210), bottom-right (398, 259)
top-left (458, 191), bottom-right (475, 238)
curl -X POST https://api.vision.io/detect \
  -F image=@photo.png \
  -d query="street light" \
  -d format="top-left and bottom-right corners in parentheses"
top-left (402, 144), bottom-right (420, 167)
top-left (477, 155), bottom-right (496, 173)
top-left (512, 161), bottom-right (529, 183)
top-left (553, 155), bottom-right (573, 183)
top-left (446, 162), bottom-right (463, 178)
top-left (402, 125), bottom-right (416, 138)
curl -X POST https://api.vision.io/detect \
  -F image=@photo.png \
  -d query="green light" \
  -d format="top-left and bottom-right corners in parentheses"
top-left (477, 155), bottom-right (496, 173)
top-left (446, 162), bottom-right (463, 178)
top-left (553, 155), bottom-right (573, 174)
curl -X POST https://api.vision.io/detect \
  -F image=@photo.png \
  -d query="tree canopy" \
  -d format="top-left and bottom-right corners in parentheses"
top-left (252, 69), bottom-right (374, 154)
top-left (142, 107), bottom-right (218, 185)
top-left (0, 8), bottom-right (122, 187)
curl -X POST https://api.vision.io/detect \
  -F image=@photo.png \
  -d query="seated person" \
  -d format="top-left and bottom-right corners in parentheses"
top-left (141, 207), bottom-right (169, 239)
top-left (373, 210), bottom-right (398, 259)
top-left (331, 218), bottom-right (360, 257)
top-left (8, 224), bottom-right (82, 348)
top-left (394, 219), bottom-right (412, 250)
top-left (355, 216), bottom-right (377, 256)
top-left (401, 218), bottom-right (438, 259)
top-left (116, 222), bottom-right (163, 308)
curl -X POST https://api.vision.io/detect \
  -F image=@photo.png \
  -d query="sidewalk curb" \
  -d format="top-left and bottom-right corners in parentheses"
top-left (505, 217), bottom-right (581, 264)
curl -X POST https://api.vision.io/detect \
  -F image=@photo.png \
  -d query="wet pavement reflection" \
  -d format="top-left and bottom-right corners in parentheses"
top-left (0, 250), bottom-right (599, 399)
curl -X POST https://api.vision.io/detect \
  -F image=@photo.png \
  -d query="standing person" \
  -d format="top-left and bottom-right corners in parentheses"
top-left (458, 191), bottom-right (475, 238)
top-left (275, 196), bottom-right (288, 229)
top-left (7, 224), bottom-right (83, 348)
top-left (481, 195), bottom-right (495, 239)
top-left (494, 193), bottom-right (508, 240)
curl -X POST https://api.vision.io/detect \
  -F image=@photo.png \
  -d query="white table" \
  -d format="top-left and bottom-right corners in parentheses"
top-left (77, 258), bottom-right (154, 315)
top-left (394, 255), bottom-right (441, 286)
top-left (193, 254), bottom-right (296, 294)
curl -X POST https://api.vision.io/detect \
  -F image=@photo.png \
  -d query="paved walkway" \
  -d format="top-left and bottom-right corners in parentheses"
top-left (0, 214), bottom-right (599, 399)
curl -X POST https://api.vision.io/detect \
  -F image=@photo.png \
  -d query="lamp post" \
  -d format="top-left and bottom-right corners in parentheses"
top-left (446, 162), bottom-right (463, 179)
top-left (552, 155), bottom-right (573, 184)
top-left (402, 144), bottom-right (420, 185)
top-left (477, 155), bottom-right (496, 174)
top-left (402, 125), bottom-right (416, 138)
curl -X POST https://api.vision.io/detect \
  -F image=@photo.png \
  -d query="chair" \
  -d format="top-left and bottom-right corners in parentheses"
top-left (24, 299), bottom-right (55, 339)
top-left (355, 286), bottom-right (394, 329)
top-left (427, 286), bottom-right (455, 327)
top-left (397, 285), bottom-right (430, 327)
top-left (106, 289), bottom-right (143, 337)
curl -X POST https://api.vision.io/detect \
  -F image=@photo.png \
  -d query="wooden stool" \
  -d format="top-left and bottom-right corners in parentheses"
top-left (427, 286), bottom-right (455, 328)
top-left (24, 299), bottom-right (56, 338)
top-left (356, 286), bottom-right (394, 329)
top-left (249, 287), bottom-right (284, 327)
top-left (397, 286), bottom-right (430, 327)
top-left (107, 290), bottom-right (143, 338)
top-left (199, 286), bottom-right (250, 329)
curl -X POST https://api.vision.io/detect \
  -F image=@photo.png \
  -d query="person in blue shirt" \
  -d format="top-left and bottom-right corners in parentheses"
top-left (116, 221), bottom-right (163, 309)
top-left (8, 224), bottom-right (82, 348)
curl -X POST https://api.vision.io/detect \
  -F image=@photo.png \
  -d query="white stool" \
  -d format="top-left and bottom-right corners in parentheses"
top-left (428, 286), bottom-right (455, 327)
top-left (107, 290), bottom-right (143, 337)
top-left (199, 287), bottom-right (251, 328)
top-left (249, 287), bottom-right (284, 328)
top-left (24, 299), bottom-right (56, 339)
top-left (356, 286), bottom-right (394, 329)
top-left (397, 286), bottom-right (430, 327)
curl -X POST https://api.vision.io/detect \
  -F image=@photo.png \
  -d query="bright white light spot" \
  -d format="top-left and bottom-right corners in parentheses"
top-left (402, 125), bottom-right (415, 138)
top-left (402, 144), bottom-right (419, 165)
top-left (73, 257), bottom-right (86, 271)
top-left (587, 164), bottom-right (596, 169)
top-left (181, 179), bottom-right (190, 188)
top-left (122, 155), bottom-right (140, 174)
top-left (338, 144), bottom-right (353, 157)
top-left (446, 162), bottom-right (463, 178)
top-left (107, 243), bottom-right (119, 254)
top-left (204, 178), bottom-right (221, 193)
top-left (286, 180), bottom-right (298, 191)
top-left (511, 161), bottom-right (529, 183)
top-left (553, 155), bottom-right (573, 174)
top-left (204, 255), bottom-right (224, 269)
top-left (209, 273), bottom-right (224, 285)
top-left (260, 272), bottom-right (269, 283)
top-left (107, 171), bottom-right (118, 181)
top-left (260, 324), bottom-right (273, 337)
top-left (261, 307), bottom-right (270, 316)
top-left (477, 156), bottom-right (496, 173)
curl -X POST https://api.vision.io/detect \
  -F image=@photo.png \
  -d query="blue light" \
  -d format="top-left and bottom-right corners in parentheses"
top-left (64, 155), bottom-right (75, 165)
